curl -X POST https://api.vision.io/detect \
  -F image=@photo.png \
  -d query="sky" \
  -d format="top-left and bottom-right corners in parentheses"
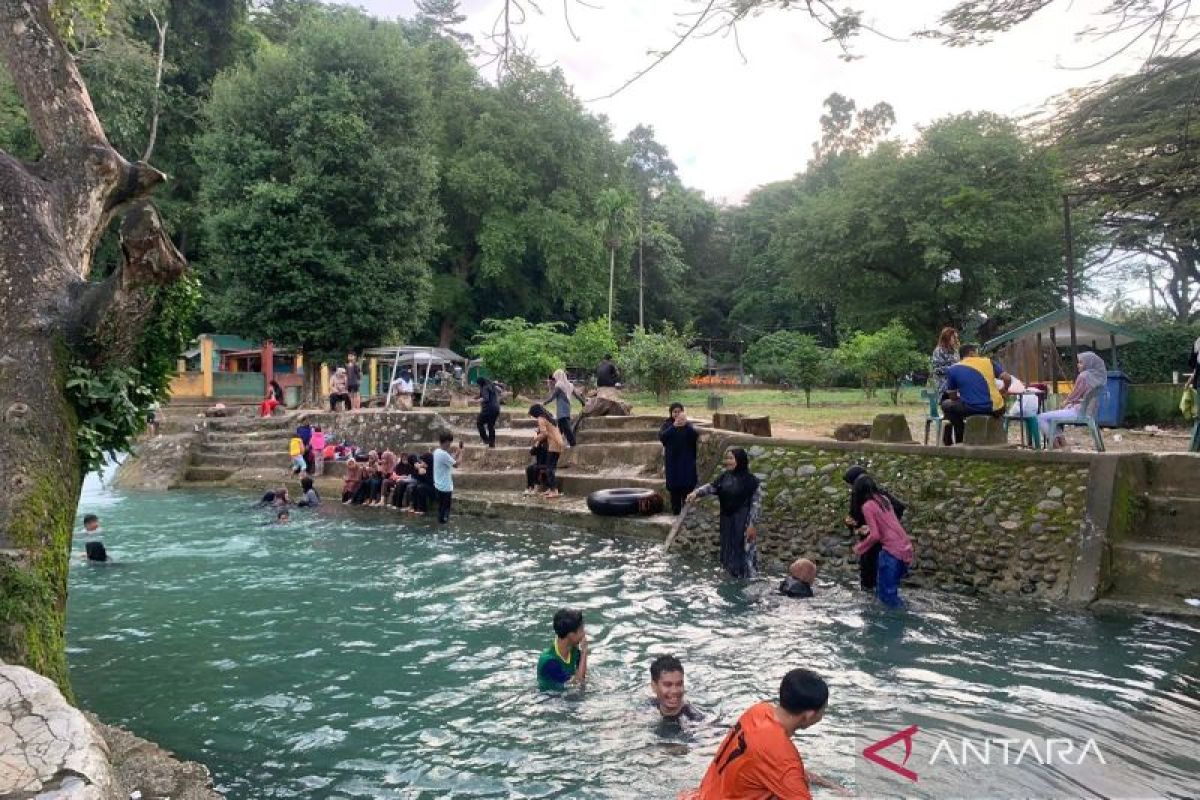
top-left (340, 0), bottom-right (1148, 204)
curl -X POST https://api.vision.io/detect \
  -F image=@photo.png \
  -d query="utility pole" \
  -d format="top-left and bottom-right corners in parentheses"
top-left (1062, 194), bottom-right (1080, 366)
top-left (638, 206), bottom-right (645, 329)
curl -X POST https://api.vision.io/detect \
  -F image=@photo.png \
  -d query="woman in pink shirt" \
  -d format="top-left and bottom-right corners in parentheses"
top-left (851, 475), bottom-right (914, 608)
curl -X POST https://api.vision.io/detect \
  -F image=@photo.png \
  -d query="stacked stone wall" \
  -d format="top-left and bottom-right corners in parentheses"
top-left (673, 437), bottom-right (1097, 599)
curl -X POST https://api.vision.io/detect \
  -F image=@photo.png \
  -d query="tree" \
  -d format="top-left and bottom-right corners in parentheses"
top-left (1050, 56), bottom-right (1200, 323)
top-left (0, 0), bottom-right (189, 690)
top-left (194, 9), bottom-right (441, 397)
top-left (566, 318), bottom-right (619, 371)
top-left (835, 321), bottom-right (926, 404)
top-left (598, 187), bottom-right (637, 329)
top-left (415, 0), bottom-right (473, 46)
top-left (471, 318), bottom-right (567, 398)
top-left (778, 113), bottom-right (1065, 338)
top-left (618, 324), bottom-right (703, 401)
top-left (745, 331), bottom-right (830, 406)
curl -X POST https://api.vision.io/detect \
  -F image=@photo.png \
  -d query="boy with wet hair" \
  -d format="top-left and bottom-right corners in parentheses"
top-left (81, 514), bottom-right (108, 562)
top-left (536, 608), bottom-right (588, 690)
top-left (681, 668), bottom-right (847, 799)
top-left (649, 654), bottom-right (702, 722)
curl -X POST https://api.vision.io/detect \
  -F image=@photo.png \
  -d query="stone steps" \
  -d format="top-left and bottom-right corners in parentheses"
top-left (1108, 540), bottom-right (1200, 600)
top-left (1144, 454), bottom-right (1200, 497)
top-left (1137, 496), bottom-right (1200, 546)
top-left (184, 466), bottom-right (236, 483)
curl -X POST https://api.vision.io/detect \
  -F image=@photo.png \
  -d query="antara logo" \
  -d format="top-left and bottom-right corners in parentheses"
top-left (863, 726), bottom-right (1107, 782)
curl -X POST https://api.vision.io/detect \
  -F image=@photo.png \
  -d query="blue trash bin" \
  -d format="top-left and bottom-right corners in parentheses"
top-left (1095, 371), bottom-right (1130, 428)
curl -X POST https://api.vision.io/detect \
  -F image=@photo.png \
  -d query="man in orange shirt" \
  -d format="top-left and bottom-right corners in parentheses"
top-left (679, 668), bottom-right (847, 799)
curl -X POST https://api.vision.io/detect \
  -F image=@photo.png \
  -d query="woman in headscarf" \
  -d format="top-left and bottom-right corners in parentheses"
top-left (685, 447), bottom-right (763, 579)
top-left (542, 369), bottom-right (586, 448)
top-left (1037, 351), bottom-right (1108, 448)
top-left (341, 457), bottom-right (363, 505)
top-left (842, 466), bottom-right (907, 591)
top-left (330, 367), bottom-right (351, 412)
top-left (930, 327), bottom-right (960, 395)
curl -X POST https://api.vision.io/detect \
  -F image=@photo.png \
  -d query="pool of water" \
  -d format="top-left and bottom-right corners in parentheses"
top-left (67, 476), bottom-right (1200, 799)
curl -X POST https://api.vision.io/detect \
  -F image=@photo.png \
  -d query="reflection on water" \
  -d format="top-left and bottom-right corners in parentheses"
top-left (67, 476), bottom-right (1200, 799)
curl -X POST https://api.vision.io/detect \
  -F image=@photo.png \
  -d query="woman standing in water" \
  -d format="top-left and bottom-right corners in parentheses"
top-left (686, 448), bottom-right (762, 579)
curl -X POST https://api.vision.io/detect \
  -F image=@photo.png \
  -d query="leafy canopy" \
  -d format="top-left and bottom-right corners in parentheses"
top-left (835, 320), bottom-right (926, 404)
top-left (745, 331), bottom-right (831, 406)
top-left (471, 318), bottom-right (567, 398)
top-left (618, 324), bottom-right (703, 401)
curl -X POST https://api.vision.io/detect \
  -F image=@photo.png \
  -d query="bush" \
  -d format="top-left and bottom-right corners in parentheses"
top-left (471, 318), bottom-right (567, 398)
top-left (1120, 322), bottom-right (1200, 383)
top-left (567, 318), bottom-right (619, 373)
top-left (618, 324), bottom-right (703, 402)
top-left (835, 320), bottom-right (926, 404)
top-left (745, 331), bottom-right (832, 407)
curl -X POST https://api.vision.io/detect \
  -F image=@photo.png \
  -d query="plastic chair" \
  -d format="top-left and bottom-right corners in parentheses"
top-left (1046, 385), bottom-right (1106, 452)
top-left (920, 389), bottom-right (944, 446)
top-left (1003, 415), bottom-right (1041, 449)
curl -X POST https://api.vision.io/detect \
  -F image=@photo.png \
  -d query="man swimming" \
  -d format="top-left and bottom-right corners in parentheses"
top-left (536, 608), bottom-right (588, 690)
top-left (679, 668), bottom-right (848, 799)
top-left (649, 654), bottom-right (702, 722)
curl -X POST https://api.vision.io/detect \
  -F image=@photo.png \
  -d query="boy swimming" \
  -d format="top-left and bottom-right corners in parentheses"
top-left (536, 608), bottom-right (589, 690)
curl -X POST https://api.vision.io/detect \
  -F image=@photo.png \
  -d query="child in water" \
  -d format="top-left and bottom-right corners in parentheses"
top-left (80, 513), bottom-right (108, 562)
top-left (779, 558), bottom-right (817, 598)
top-left (289, 435), bottom-right (305, 474)
top-left (297, 477), bottom-right (319, 507)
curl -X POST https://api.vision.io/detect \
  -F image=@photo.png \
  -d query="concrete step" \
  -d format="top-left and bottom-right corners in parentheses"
top-left (453, 428), bottom-right (664, 445)
top-left (1091, 596), bottom-right (1200, 620)
top-left (192, 452), bottom-right (290, 469)
top-left (453, 470), bottom-right (664, 496)
top-left (199, 441), bottom-right (288, 455)
top-left (1108, 540), bottom-right (1200, 600)
top-left (1133, 495), bottom-right (1200, 546)
top-left (510, 415), bottom-right (667, 431)
top-left (183, 466), bottom-right (235, 483)
top-left (1145, 454), bottom-right (1200, 497)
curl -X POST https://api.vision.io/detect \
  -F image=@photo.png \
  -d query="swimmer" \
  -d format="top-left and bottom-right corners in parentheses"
top-left (272, 509), bottom-right (290, 525)
top-left (779, 558), bottom-right (816, 598)
top-left (536, 608), bottom-right (588, 690)
top-left (297, 477), bottom-right (320, 507)
top-left (80, 513), bottom-right (108, 562)
top-left (649, 654), bottom-right (702, 722)
top-left (680, 669), bottom-right (848, 799)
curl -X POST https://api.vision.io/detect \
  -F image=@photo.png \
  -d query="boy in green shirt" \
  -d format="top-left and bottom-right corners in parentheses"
top-left (536, 608), bottom-right (589, 690)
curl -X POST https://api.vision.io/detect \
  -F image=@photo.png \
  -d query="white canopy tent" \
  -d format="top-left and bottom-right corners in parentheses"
top-left (364, 346), bottom-right (467, 407)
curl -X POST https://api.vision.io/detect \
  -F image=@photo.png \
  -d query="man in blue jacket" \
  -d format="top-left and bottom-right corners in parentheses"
top-left (660, 403), bottom-right (700, 515)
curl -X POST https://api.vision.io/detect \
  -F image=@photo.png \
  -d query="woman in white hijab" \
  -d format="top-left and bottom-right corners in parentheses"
top-left (1037, 351), bottom-right (1108, 448)
top-left (542, 368), bottom-right (586, 447)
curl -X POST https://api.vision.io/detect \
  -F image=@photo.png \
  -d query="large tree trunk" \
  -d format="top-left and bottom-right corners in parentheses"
top-left (438, 316), bottom-right (457, 349)
top-left (0, 1), bottom-right (186, 693)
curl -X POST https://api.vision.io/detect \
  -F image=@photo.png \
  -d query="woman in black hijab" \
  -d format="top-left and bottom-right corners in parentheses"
top-left (843, 466), bottom-right (906, 590)
top-left (686, 447), bottom-right (762, 579)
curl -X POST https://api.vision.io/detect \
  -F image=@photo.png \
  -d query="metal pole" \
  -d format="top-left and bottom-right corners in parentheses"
top-left (607, 247), bottom-right (615, 331)
top-left (638, 210), bottom-right (645, 330)
top-left (1062, 194), bottom-right (1080, 366)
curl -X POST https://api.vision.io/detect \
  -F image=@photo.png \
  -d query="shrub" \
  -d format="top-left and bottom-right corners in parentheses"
top-left (618, 324), bottom-right (703, 402)
top-left (1120, 322), bottom-right (1200, 383)
top-left (835, 320), bottom-right (926, 404)
top-left (567, 317), bottom-right (619, 372)
top-left (471, 318), bottom-right (567, 398)
top-left (745, 331), bottom-right (832, 407)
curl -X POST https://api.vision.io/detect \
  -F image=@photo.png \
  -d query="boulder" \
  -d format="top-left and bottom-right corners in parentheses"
top-left (870, 413), bottom-right (914, 443)
top-left (964, 415), bottom-right (1008, 446)
top-left (712, 412), bottom-right (743, 432)
top-left (739, 416), bottom-right (772, 437)
top-left (833, 422), bottom-right (872, 442)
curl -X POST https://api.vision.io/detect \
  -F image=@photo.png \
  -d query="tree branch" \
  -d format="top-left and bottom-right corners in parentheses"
top-left (142, 9), bottom-right (168, 163)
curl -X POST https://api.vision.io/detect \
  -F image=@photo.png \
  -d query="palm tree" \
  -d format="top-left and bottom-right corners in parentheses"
top-left (597, 188), bottom-right (637, 330)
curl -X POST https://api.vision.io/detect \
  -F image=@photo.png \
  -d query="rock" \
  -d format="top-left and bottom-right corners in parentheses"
top-left (819, 463), bottom-right (839, 474)
top-left (797, 465), bottom-right (817, 477)
top-left (821, 485), bottom-right (841, 496)
top-left (999, 520), bottom-right (1021, 531)
top-left (833, 422), bottom-right (872, 442)
top-left (963, 415), bottom-right (1007, 446)
top-left (1047, 487), bottom-right (1065, 500)
top-left (1036, 500), bottom-right (1064, 512)
top-left (0, 664), bottom-right (116, 799)
top-left (747, 446), bottom-right (766, 458)
top-left (869, 414), bottom-right (914, 443)
top-left (782, 467), bottom-right (796, 478)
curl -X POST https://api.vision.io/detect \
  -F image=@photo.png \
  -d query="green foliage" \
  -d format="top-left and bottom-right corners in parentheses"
top-left (618, 324), bottom-right (703, 401)
top-left (67, 273), bottom-right (201, 473)
top-left (471, 318), bottom-right (567, 398)
top-left (567, 318), bottom-right (619, 370)
top-left (834, 320), bottom-right (926, 404)
top-left (195, 9), bottom-right (441, 363)
top-left (1120, 322), bottom-right (1200, 384)
top-left (745, 331), bottom-right (831, 406)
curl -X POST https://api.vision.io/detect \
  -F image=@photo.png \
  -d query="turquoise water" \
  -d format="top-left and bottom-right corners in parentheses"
top-left (67, 475), bottom-right (1200, 799)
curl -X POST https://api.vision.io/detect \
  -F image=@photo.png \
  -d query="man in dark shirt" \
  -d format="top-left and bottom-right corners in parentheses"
top-left (939, 344), bottom-right (1012, 445)
top-left (649, 654), bottom-right (703, 723)
top-left (595, 354), bottom-right (619, 388)
top-left (476, 377), bottom-right (501, 447)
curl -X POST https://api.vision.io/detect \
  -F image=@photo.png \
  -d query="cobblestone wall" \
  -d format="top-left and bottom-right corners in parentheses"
top-left (672, 439), bottom-right (1096, 600)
